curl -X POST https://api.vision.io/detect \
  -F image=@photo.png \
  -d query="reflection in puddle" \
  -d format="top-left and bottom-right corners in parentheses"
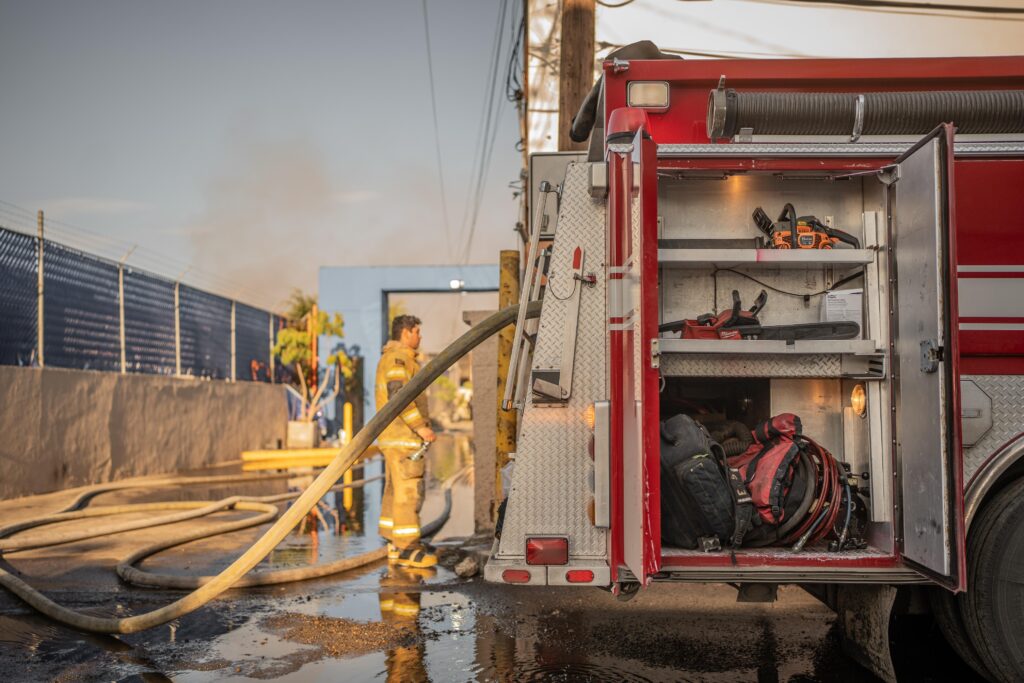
top-left (0, 430), bottom-right (906, 682)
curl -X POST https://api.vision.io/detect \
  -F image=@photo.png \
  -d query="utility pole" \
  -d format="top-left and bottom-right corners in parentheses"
top-left (557, 0), bottom-right (595, 152)
top-left (36, 210), bottom-right (44, 367)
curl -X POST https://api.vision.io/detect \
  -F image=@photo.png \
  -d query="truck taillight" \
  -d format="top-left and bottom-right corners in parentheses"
top-left (565, 569), bottom-right (594, 583)
top-left (502, 569), bottom-right (531, 583)
top-left (525, 537), bottom-right (568, 565)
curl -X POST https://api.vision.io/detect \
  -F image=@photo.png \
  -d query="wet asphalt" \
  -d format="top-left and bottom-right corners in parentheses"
top-left (0, 434), bottom-right (981, 682)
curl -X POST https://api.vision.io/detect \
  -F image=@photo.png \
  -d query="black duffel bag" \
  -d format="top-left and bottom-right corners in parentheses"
top-left (660, 414), bottom-right (754, 550)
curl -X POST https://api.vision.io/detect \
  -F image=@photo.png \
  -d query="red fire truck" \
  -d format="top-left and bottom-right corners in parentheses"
top-left (485, 48), bottom-right (1024, 681)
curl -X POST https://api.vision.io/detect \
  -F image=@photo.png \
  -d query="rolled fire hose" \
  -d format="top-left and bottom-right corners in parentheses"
top-left (0, 302), bottom-right (541, 633)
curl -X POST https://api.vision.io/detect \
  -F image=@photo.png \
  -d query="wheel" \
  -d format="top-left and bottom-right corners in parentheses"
top-left (928, 587), bottom-right (992, 680)
top-left (960, 477), bottom-right (1024, 682)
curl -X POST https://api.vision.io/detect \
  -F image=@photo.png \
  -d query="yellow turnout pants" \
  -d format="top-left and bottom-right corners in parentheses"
top-left (378, 447), bottom-right (426, 549)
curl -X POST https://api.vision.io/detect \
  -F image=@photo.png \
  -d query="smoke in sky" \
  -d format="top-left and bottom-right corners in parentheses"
top-left (186, 135), bottom-right (464, 311)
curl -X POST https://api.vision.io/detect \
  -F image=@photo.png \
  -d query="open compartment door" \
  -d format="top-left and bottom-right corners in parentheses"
top-left (890, 124), bottom-right (965, 592)
top-left (607, 128), bottom-right (661, 585)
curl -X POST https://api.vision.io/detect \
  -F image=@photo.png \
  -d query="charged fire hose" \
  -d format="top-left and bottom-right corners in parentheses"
top-left (0, 302), bottom-right (540, 633)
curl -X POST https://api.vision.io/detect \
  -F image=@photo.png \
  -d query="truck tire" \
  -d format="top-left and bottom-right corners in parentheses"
top-left (929, 587), bottom-right (992, 681)
top-left (960, 477), bottom-right (1024, 682)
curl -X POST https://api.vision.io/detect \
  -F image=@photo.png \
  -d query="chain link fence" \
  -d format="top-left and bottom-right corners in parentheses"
top-left (0, 225), bottom-right (283, 381)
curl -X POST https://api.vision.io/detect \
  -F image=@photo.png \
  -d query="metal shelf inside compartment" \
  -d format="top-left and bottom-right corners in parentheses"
top-left (658, 338), bottom-right (878, 355)
top-left (658, 247), bottom-right (874, 269)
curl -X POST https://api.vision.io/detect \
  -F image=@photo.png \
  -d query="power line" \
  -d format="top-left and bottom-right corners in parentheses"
top-left (459, 0), bottom-right (512, 264)
top-left (421, 0), bottom-right (454, 256)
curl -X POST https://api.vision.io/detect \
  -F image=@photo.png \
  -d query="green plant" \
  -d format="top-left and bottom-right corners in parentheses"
top-left (273, 294), bottom-right (353, 422)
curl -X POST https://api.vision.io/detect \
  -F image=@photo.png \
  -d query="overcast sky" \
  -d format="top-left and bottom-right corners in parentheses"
top-left (2, 0), bottom-right (1022, 311)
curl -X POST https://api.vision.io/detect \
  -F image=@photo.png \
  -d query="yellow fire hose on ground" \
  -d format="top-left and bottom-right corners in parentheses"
top-left (0, 302), bottom-right (538, 634)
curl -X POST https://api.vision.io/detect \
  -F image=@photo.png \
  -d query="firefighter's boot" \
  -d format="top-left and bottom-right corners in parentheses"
top-left (393, 543), bottom-right (438, 569)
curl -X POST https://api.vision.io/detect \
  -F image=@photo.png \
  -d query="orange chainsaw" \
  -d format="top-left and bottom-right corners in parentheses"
top-left (753, 204), bottom-right (860, 249)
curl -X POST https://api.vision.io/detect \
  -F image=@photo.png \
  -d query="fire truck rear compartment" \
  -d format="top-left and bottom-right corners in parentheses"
top-left (656, 170), bottom-right (895, 568)
top-left (658, 376), bottom-right (894, 565)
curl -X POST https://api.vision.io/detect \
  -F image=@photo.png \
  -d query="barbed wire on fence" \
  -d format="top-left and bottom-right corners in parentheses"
top-left (0, 199), bottom-right (282, 312)
top-left (0, 217), bottom-right (284, 382)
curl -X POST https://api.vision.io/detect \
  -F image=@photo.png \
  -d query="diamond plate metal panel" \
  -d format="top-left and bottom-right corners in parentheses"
top-left (660, 353), bottom-right (842, 377)
top-left (963, 375), bottom-right (1024, 481)
top-left (498, 163), bottom-right (609, 559)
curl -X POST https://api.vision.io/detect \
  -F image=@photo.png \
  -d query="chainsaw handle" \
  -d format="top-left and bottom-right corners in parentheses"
top-left (749, 289), bottom-right (768, 316)
top-left (777, 204), bottom-right (798, 249)
top-left (825, 227), bottom-right (861, 249)
top-left (658, 320), bottom-right (686, 333)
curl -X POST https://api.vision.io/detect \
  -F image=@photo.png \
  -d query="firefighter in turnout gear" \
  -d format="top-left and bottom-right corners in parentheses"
top-left (375, 314), bottom-right (438, 568)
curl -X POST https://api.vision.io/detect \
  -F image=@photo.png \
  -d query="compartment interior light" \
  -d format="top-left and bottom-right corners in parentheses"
top-left (851, 383), bottom-right (867, 417)
top-left (627, 81), bottom-right (670, 110)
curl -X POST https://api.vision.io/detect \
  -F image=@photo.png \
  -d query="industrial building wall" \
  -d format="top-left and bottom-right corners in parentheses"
top-left (0, 365), bottom-right (287, 499)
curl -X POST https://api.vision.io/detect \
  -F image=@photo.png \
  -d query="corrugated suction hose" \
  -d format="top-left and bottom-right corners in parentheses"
top-left (707, 88), bottom-right (1024, 140)
top-left (0, 301), bottom-right (540, 633)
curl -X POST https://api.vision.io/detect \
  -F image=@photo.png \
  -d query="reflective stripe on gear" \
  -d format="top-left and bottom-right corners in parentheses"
top-left (378, 439), bottom-right (423, 449)
top-left (378, 518), bottom-right (394, 528)
top-left (393, 525), bottom-right (420, 537)
top-left (392, 545), bottom-right (438, 568)
top-left (393, 603), bottom-right (420, 616)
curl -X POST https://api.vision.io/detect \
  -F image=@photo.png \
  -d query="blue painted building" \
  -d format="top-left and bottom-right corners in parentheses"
top-left (318, 264), bottom-right (499, 419)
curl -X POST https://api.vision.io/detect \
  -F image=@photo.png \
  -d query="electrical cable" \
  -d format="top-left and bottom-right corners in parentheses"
top-left (421, 0), bottom-right (454, 256)
top-left (713, 267), bottom-right (864, 299)
top-left (0, 301), bottom-right (541, 633)
top-left (460, 0), bottom-right (512, 264)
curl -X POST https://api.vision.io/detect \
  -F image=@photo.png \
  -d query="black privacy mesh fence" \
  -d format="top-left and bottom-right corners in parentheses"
top-left (0, 227), bottom-right (278, 381)
top-left (235, 303), bottom-right (270, 381)
top-left (43, 240), bottom-right (121, 372)
top-left (123, 270), bottom-right (176, 375)
top-left (179, 285), bottom-right (232, 380)
top-left (0, 228), bottom-right (37, 366)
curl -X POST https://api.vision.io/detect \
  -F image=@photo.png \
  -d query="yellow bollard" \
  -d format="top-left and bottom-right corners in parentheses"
top-left (343, 402), bottom-right (354, 512)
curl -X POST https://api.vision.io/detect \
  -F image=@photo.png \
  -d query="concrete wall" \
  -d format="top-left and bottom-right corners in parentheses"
top-left (0, 365), bottom-right (287, 500)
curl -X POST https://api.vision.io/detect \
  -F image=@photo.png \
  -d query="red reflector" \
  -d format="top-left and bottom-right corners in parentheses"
top-left (502, 569), bottom-right (531, 583)
top-left (566, 570), bottom-right (594, 583)
top-left (526, 537), bottom-right (568, 565)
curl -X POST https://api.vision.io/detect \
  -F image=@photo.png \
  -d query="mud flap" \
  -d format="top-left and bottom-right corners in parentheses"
top-left (836, 585), bottom-right (897, 683)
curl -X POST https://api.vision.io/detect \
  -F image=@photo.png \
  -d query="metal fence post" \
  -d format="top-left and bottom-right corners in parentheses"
top-left (174, 281), bottom-right (182, 377)
top-left (118, 265), bottom-right (126, 373)
top-left (230, 300), bottom-right (236, 382)
top-left (269, 315), bottom-right (275, 383)
top-left (117, 246), bottom-right (135, 375)
top-left (36, 210), bottom-right (44, 367)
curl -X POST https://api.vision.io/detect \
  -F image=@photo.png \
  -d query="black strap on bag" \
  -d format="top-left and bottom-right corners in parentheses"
top-left (726, 466), bottom-right (753, 547)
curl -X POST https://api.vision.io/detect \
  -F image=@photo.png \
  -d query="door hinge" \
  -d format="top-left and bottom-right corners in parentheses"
top-left (877, 165), bottom-right (901, 186)
top-left (650, 338), bottom-right (661, 369)
top-left (920, 339), bottom-right (943, 373)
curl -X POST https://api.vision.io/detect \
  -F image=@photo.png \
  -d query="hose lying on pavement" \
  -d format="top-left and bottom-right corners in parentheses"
top-left (0, 475), bottom-right (382, 554)
top-left (0, 302), bottom-right (539, 633)
top-left (117, 465), bottom-right (468, 590)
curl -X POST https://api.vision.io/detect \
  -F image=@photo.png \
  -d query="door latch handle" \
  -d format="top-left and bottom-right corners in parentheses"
top-left (920, 339), bottom-right (943, 373)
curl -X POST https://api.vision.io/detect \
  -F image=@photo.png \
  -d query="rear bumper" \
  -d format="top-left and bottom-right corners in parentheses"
top-left (484, 556), bottom-right (612, 587)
